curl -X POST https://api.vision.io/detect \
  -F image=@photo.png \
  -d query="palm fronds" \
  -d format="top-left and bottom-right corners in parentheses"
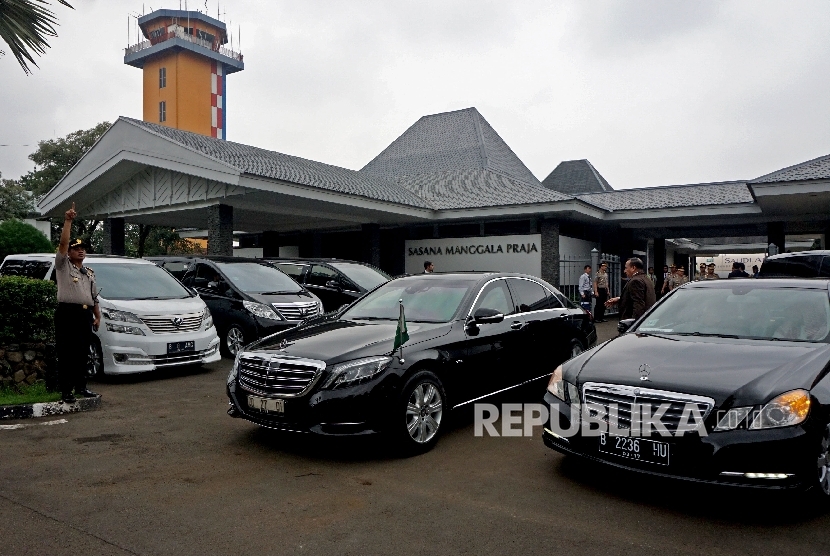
top-left (0, 0), bottom-right (73, 74)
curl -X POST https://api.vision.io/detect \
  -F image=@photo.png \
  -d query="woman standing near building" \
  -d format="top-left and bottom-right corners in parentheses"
top-left (593, 261), bottom-right (609, 322)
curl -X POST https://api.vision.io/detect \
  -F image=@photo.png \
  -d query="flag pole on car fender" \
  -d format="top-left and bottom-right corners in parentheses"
top-left (391, 298), bottom-right (409, 363)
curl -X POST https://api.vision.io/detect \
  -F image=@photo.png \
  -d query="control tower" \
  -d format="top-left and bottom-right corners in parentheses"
top-left (124, 9), bottom-right (244, 139)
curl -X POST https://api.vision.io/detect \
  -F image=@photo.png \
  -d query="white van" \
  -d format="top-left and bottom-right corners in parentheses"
top-left (0, 253), bottom-right (221, 376)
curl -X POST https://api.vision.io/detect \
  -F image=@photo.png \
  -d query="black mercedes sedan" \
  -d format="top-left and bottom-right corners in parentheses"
top-left (227, 272), bottom-right (596, 452)
top-left (544, 278), bottom-right (830, 499)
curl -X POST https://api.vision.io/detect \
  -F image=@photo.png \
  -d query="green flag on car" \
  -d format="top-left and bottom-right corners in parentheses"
top-left (393, 299), bottom-right (409, 353)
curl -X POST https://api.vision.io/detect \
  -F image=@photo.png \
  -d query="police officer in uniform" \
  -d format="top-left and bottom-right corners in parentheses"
top-left (56, 202), bottom-right (101, 404)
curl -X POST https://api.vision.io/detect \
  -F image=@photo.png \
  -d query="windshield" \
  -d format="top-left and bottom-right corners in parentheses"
top-left (344, 277), bottom-right (475, 323)
top-left (90, 262), bottom-right (191, 300)
top-left (330, 262), bottom-right (390, 291)
top-left (635, 286), bottom-right (830, 342)
top-left (216, 262), bottom-right (303, 294)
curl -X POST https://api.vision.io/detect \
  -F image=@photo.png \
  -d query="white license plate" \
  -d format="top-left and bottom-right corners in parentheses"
top-left (247, 395), bottom-right (284, 414)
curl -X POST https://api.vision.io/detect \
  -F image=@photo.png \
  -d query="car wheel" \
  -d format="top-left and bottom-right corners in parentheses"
top-left (814, 422), bottom-right (830, 499)
top-left (223, 325), bottom-right (245, 357)
top-left (396, 370), bottom-right (446, 454)
top-left (87, 339), bottom-right (104, 379)
top-left (569, 340), bottom-right (584, 360)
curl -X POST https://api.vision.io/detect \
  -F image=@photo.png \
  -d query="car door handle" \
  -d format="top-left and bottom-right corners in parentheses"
top-left (511, 321), bottom-right (526, 330)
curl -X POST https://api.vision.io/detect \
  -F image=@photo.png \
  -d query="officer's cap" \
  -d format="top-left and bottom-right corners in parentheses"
top-left (68, 238), bottom-right (89, 250)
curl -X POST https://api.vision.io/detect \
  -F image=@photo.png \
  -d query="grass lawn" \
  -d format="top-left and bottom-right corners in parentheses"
top-left (0, 382), bottom-right (61, 406)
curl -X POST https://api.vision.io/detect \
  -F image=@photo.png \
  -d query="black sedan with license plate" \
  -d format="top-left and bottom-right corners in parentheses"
top-left (227, 272), bottom-right (596, 453)
top-left (543, 278), bottom-right (830, 499)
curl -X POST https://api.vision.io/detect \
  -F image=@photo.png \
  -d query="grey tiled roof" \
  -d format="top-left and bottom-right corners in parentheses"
top-left (577, 181), bottom-right (753, 211)
top-left (542, 159), bottom-right (613, 194)
top-left (395, 169), bottom-right (571, 210)
top-left (122, 118), bottom-right (432, 208)
top-left (361, 107), bottom-right (542, 186)
top-left (750, 153), bottom-right (830, 184)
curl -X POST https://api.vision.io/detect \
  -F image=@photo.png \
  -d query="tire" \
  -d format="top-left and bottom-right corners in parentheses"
top-left (395, 370), bottom-right (447, 455)
top-left (811, 421), bottom-right (830, 501)
top-left (569, 339), bottom-right (584, 360)
top-left (222, 325), bottom-right (246, 357)
top-left (87, 339), bottom-right (104, 379)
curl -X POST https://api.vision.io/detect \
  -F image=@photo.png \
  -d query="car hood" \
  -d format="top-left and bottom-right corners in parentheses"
top-left (99, 296), bottom-right (205, 316)
top-left (247, 291), bottom-right (317, 304)
top-left (574, 333), bottom-right (830, 407)
top-left (247, 319), bottom-right (452, 364)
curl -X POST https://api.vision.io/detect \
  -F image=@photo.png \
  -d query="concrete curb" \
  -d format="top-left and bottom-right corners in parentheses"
top-left (0, 395), bottom-right (101, 420)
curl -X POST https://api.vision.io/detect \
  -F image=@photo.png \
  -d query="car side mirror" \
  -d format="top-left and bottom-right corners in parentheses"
top-left (618, 319), bottom-right (636, 334)
top-left (473, 308), bottom-right (504, 324)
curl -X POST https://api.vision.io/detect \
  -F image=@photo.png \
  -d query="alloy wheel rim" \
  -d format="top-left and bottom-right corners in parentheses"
top-left (87, 343), bottom-right (101, 377)
top-left (818, 427), bottom-right (830, 495)
top-left (405, 382), bottom-right (443, 444)
top-left (227, 328), bottom-right (244, 356)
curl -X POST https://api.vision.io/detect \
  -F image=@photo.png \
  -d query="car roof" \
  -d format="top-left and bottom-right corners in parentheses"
top-left (265, 257), bottom-right (370, 265)
top-left (684, 278), bottom-right (830, 289)
top-left (3, 253), bottom-right (155, 265)
top-left (765, 251), bottom-right (830, 260)
top-left (146, 255), bottom-right (268, 264)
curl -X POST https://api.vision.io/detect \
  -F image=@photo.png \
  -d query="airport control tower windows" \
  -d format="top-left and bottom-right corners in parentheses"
top-left (159, 67), bottom-right (167, 88)
top-left (159, 101), bottom-right (166, 123)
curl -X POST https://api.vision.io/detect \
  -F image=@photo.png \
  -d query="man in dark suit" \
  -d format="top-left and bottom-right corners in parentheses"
top-left (605, 257), bottom-right (656, 320)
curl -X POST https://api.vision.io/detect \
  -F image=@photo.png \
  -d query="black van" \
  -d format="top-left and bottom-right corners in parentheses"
top-left (147, 256), bottom-right (323, 356)
top-left (265, 258), bottom-right (391, 312)
top-left (759, 251), bottom-right (830, 278)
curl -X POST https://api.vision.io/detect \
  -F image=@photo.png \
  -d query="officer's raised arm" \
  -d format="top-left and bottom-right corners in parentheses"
top-left (59, 202), bottom-right (77, 255)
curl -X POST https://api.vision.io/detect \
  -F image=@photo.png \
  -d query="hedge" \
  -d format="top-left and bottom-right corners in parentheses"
top-left (0, 276), bottom-right (56, 344)
top-left (0, 219), bottom-right (54, 262)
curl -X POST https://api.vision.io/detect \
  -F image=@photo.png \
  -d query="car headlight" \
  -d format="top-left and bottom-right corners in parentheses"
top-left (203, 307), bottom-right (214, 329)
top-left (322, 356), bottom-right (392, 389)
top-left (102, 308), bottom-right (142, 323)
top-left (547, 365), bottom-right (579, 405)
top-left (243, 300), bottom-right (282, 320)
top-left (105, 323), bottom-right (145, 335)
top-left (749, 389), bottom-right (811, 430)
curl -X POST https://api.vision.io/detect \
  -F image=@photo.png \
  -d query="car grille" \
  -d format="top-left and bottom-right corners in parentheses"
top-left (271, 302), bottom-right (320, 321)
top-left (582, 382), bottom-right (714, 434)
top-left (237, 354), bottom-right (325, 398)
top-left (141, 314), bottom-right (203, 334)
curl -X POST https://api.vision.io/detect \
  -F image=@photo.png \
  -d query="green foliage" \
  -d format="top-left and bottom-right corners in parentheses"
top-left (0, 381), bottom-right (61, 405)
top-left (0, 219), bottom-right (52, 261)
top-left (0, 0), bottom-right (74, 74)
top-left (0, 276), bottom-right (56, 344)
top-left (0, 172), bottom-right (34, 220)
top-left (125, 225), bottom-right (205, 257)
top-left (19, 122), bottom-right (111, 197)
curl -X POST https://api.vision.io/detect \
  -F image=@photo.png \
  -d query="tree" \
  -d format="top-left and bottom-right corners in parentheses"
top-left (0, 219), bottom-right (52, 261)
top-left (0, 0), bottom-right (73, 75)
top-left (0, 172), bottom-right (34, 220)
top-left (20, 122), bottom-right (110, 197)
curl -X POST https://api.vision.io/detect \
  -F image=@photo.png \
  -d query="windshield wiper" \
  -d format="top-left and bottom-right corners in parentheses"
top-left (674, 332), bottom-right (740, 339)
top-left (349, 316), bottom-right (394, 321)
top-left (257, 291), bottom-right (302, 295)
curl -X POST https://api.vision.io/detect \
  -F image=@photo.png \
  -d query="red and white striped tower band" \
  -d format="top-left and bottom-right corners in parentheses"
top-left (211, 60), bottom-right (225, 139)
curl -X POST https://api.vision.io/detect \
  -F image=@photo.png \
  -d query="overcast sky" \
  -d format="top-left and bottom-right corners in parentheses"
top-left (1, 0), bottom-right (829, 189)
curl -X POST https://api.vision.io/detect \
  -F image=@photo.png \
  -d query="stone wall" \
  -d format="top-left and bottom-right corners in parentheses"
top-left (0, 343), bottom-right (56, 389)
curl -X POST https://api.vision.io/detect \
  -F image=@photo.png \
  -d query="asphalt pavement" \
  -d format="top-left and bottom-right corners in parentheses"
top-left (2, 319), bottom-right (830, 555)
